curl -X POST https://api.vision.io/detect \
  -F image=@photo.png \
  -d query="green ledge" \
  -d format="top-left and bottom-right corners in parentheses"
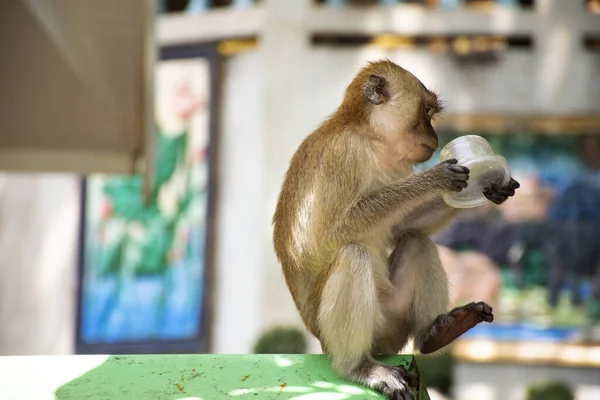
top-left (0, 354), bottom-right (430, 400)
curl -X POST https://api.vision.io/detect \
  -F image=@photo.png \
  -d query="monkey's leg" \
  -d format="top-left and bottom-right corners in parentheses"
top-left (318, 243), bottom-right (414, 400)
top-left (371, 315), bottom-right (421, 392)
top-left (387, 232), bottom-right (494, 354)
top-left (386, 232), bottom-right (451, 353)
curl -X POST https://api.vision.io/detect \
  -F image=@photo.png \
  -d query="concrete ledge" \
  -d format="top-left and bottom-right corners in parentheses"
top-left (0, 354), bottom-right (430, 400)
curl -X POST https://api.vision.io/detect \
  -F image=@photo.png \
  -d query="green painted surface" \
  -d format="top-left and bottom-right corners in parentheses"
top-left (55, 354), bottom-right (430, 400)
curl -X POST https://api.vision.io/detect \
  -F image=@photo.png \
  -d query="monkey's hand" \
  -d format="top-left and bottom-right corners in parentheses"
top-left (429, 158), bottom-right (470, 192)
top-left (483, 177), bottom-right (520, 205)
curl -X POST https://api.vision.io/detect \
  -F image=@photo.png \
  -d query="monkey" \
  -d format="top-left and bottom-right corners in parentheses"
top-left (272, 60), bottom-right (519, 400)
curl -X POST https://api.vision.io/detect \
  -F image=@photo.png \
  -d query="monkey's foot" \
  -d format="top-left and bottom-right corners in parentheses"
top-left (357, 361), bottom-right (417, 400)
top-left (419, 302), bottom-right (493, 354)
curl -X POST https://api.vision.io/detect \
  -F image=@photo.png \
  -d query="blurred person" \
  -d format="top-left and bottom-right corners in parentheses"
top-left (498, 173), bottom-right (554, 223)
top-left (438, 244), bottom-right (502, 310)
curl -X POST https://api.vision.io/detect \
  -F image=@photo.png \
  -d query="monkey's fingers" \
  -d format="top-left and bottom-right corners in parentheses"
top-left (493, 183), bottom-right (516, 196)
top-left (484, 192), bottom-right (507, 205)
top-left (442, 163), bottom-right (469, 181)
top-left (440, 158), bottom-right (458, 165)
top-left (483, 188), bottom-right (508, 204)
top-left (447, 165), bottom-right (470, 174)
top-left (484, 186), bottom-right (513, 199)
top-left (507, 177), bottom-right (520, 190)
top-left (451, 180), bottom-right (469, 191)
top-left (485, 178), bottom-right (519, 197)
top-left (484, 195), bottom-right (506, 205)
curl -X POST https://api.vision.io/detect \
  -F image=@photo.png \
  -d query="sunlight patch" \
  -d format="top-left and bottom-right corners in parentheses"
top-left (229, 386), bottom-right (312, 396)
top-left (286, 394), bottom-right (349, 400)
top-left (312, 382), bottom-right (335, 389)
top-left (273, 355), bottom-right (296, 367)
top-left (337, 384), bottom-right (368, 395)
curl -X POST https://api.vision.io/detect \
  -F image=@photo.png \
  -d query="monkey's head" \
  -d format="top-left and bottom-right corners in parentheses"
top-left (343, 60), bottom-right (443, 164)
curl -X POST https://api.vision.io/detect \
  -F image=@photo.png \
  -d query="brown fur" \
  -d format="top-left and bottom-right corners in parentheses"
top-left (272, 60), bottom-right (506, 400)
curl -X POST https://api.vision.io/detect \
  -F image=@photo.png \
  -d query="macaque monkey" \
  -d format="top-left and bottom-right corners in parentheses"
top-left (272, 60), bottom-right (519, 400)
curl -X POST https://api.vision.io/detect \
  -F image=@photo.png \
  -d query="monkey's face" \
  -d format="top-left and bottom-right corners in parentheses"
top-left (406, 104), bottom-right (440, 163)
top-left (361, 61), bottom-right (443, 164)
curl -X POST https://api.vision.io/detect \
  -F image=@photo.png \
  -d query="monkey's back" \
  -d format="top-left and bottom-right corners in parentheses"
top-left (272, 121), bottom-right (383, 337)
top-left (273, 131), bottom-right (333, 271)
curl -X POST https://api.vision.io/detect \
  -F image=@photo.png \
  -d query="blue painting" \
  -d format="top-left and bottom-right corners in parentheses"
top-left (77, 54), bottom-right (216, 352)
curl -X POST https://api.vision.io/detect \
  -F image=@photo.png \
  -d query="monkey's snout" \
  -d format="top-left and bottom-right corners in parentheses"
top-left (421, 143), bottom-right (437, 153)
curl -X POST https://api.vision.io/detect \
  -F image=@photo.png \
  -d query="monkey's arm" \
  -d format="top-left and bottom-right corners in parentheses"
top-left (332, 161), bottom-right (468, 242)
top-left (396, 196), bottom-right (462, 236)
top-left (395, 177), bottom-right (521, 237)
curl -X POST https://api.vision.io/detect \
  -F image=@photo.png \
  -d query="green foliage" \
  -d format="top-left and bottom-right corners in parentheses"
top-left (154, 132), bottom-right (188, 192)
top-left (103, 177), bottom-right (160, 222)
top-left (415, 351), bottom-right (455, 396)
top-left (97, 234), bottom-right (126, 277)
top-left (587, 299), bottom-right (600, 322)
top-left (136, 221), bottom-right (176, 276)
top-left (521, 250), bottom-right (547, 287)
top-left (525, 381), bottom-right (574, 400)
top-left (501, 268), bottom-right (517, 289)
top-left (252, 326), bottom-right (308, 354)
top-left (91, 123), bottom-right (198, 279)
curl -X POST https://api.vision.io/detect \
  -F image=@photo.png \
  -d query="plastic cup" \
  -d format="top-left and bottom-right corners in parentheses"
top-left (438, 135), bottom-right (511, 209)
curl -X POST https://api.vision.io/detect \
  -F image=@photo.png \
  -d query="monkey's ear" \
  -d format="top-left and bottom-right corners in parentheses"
top-left (365, 74), bottom-right (388, 105)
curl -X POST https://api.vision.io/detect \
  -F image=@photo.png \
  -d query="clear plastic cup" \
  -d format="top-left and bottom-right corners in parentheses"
top-left (438, 135), bottom-right (511, 209)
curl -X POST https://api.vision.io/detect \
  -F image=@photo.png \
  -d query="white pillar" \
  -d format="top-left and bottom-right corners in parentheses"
top-left (258, 0), bottom-right (321, 351)
top-left (534, 0), bottom-right (595, 113)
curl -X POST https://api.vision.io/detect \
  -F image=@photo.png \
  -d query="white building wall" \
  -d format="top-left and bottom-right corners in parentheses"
top-left (211, 51), bottom-right (266, 353)
top-left (0, 174), bottom-right (79, 355)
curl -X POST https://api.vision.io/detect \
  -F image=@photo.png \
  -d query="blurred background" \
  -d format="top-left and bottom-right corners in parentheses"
top-left (0, 0), bottom-right (599, 399)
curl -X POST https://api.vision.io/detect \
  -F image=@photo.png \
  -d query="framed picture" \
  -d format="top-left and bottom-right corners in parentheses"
top-left (420, 131), bottom-right (600, 363)
top-left (75, 42), bottom-right (220, 354)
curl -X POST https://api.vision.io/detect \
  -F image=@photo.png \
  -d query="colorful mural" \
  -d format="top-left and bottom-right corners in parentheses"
top-left (77, 50), bottom-right (217, 353)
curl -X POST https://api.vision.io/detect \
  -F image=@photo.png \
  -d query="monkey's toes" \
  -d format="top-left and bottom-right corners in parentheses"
top-left (375, 366), bottom-right (415, 400)
top-left (470, 301), bottom-right (494, 323)
top-left (385, 390), bottom-right (413, 400)
top-left (459, 301), bottom-right (494, 324)
top-left (395, 368), bottom-right (419, 389)
top-left (380, 383), bottom-right (413, 400)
